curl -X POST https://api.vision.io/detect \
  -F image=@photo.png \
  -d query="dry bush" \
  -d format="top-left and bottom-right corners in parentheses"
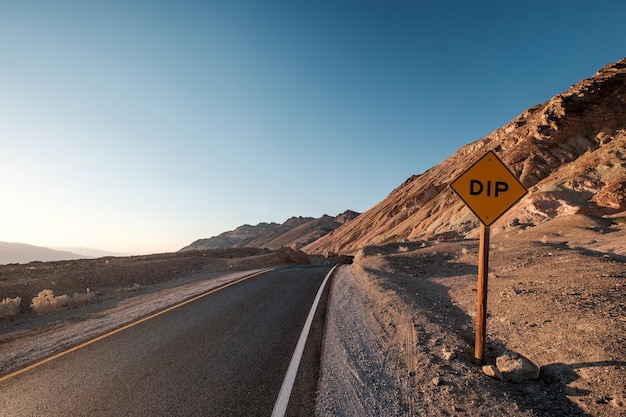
top-left (0, 297), bottom-right (22, 319)
top-left (31, 289), bottom-right (95, 315)
top-left (31, 290), bottom-right (68, 315)
top-left (66, 289), bottom-right (94, 308)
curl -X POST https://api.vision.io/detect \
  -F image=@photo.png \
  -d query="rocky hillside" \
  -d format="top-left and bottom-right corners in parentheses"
top-left (181, 210), bottom-right (360, 251)
top-left (303, 58), bottom-right (626, 255)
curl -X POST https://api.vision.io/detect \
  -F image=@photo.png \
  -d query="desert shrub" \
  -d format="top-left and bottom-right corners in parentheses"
top-left (31, 290), bottom-right (68, 315)
top-left (66, 289), bottom-right (94, 308)
top-left (0, 297), bottom-right (22, 319)
top-left (31, 289), bottom-right (95, 315)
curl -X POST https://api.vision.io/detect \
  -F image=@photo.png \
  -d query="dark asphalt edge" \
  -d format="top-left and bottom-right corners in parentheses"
top-left (285, 264), bottom-right (337, 417)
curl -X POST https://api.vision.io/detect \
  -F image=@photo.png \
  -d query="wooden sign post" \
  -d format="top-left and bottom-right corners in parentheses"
top-left (450, 151), bottom-right (527, 363)
top-left (475, 224), bottom-right (490, 362)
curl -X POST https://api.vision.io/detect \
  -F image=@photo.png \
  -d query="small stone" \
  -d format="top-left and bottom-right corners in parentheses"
top-left (482, 365), bottom-right (504, 381)
top-left (610, 395), bottom-right (626, 409)
top-left (442, 348), bottom-right (457, 361)
top-left (432, 376), bottom-right (442, 386)
top-left (496, 351), bottom-right (539, 383)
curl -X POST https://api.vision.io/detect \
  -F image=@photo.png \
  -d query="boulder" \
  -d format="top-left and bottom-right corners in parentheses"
top-left (496, 351), bottom-right (540, 383)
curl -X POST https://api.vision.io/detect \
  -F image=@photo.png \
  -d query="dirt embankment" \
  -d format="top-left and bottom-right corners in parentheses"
top-left (317, 215), bottom-right (626, 417)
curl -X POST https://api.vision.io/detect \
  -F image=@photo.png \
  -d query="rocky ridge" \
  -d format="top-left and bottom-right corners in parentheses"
top-left (303, 58), bottom-right (626, 255)
top-left (181, 210), bottom-right (360, 251)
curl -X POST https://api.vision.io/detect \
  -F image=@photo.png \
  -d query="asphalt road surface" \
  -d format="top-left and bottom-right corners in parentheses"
top-left (0, 265), bottom-right (333, 417)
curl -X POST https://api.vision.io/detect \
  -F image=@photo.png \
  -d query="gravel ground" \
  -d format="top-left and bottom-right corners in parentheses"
top-left (316, 215), bottom-right (625, 417)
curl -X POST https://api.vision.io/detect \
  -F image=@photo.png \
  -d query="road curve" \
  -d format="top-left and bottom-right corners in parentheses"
top-left (0, 265), bottom-right (333, 417)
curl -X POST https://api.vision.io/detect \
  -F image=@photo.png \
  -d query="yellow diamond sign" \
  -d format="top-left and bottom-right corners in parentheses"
top-left (450, 150), bottom-right (528, 227)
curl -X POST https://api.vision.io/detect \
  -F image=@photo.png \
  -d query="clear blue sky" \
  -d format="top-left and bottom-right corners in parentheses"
top-left (1, 1), bottom-right (624, 254)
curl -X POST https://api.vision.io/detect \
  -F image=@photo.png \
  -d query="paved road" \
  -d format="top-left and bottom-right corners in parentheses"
top-left (0, 265), bottom-right (333, 417)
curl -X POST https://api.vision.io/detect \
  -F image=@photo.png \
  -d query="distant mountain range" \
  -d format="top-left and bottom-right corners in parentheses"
top-left (180, 210), bottom-right (360, 252)
top-left (54, 247), bottom-right (126, 258)
top-left (0, 242), bottom-right (123, 265)
top-left (0, 242), bottom-right (89, 264)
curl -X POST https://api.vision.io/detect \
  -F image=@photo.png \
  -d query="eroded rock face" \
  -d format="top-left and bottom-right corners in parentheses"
top-left (182, 210), bottom-right (360, 251)
top-left (304, 58), bottom-right (626, 255)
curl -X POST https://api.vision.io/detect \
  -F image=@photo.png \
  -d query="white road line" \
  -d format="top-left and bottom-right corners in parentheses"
top-left (271, 264), bottom-right (339, 417)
